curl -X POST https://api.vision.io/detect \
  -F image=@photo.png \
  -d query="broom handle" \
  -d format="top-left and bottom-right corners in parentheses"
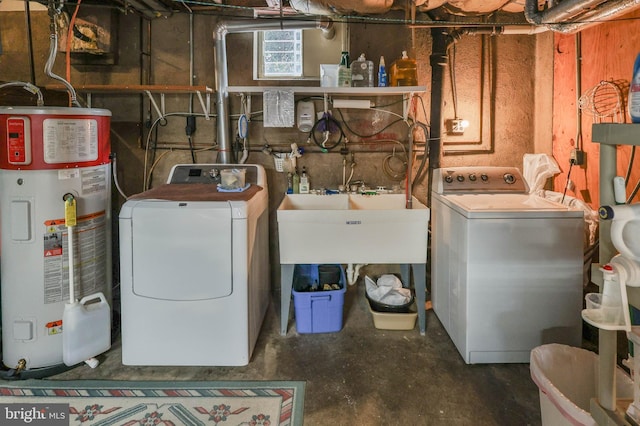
top-left (68, 224), bottom-right (75, 304)
top-left (64, 193), bottom-right (77, 304)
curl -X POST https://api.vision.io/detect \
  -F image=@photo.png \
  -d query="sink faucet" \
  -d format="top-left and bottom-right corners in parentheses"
top-left (407, 122), bottom-right (429, 209)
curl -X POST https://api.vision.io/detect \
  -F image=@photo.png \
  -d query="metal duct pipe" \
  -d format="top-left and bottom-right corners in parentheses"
top-left (213, 18), bottom-right (333, 164)
top-left (525, 0), bottom-right (640, 34)
top-left (530, 0), bottom-right (606, 23)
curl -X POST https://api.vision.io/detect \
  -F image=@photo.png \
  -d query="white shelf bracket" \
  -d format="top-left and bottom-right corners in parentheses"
top-left (403, 92), bottom-right (415, 121)
top-left (195, 90), bottom-right (211, 120)
top-left (145, 90), bottom-right (167, 124)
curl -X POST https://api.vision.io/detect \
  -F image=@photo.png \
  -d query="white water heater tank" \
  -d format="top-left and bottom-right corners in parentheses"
top-left (0, 106), bottom-right (112, 370)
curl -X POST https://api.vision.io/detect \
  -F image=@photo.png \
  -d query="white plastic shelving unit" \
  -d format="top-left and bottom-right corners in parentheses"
top-left (589, 123), bottom-right (640, 425)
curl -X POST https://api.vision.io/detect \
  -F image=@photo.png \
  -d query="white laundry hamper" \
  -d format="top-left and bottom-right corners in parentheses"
top-left (530, 344), bottom-right (634, 426)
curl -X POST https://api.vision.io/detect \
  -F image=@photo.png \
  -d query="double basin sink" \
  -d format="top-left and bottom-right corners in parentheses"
top-left (277, 193), bottom-right (430, 264)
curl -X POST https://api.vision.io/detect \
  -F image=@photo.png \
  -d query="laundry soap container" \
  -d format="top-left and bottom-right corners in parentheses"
top-left (389, 51), bottom-right (418, 87)
top-left (292, 264), bottom-right (346, 333)
top-left (350, 54), bottom-right (374, 87)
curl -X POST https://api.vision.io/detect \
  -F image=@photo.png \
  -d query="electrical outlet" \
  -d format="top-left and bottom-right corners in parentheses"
top-left (570, 149), bottom-right (585, 165)
top-left (446, 118), bottom-right (468, 135)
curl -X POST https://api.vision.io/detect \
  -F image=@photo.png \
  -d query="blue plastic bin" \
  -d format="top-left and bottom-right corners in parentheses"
top-left (292, 264), bottom-right (346, 333)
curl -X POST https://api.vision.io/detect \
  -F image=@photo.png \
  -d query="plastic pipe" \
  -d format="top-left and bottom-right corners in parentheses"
top-left (346, 263), bottom-right (366, 286)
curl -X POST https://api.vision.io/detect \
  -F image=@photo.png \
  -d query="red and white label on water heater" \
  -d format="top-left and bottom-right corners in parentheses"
top-left (6, 117), bottom-right (32, 165)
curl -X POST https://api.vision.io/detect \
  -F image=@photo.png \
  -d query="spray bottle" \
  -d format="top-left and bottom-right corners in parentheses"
top-left (378, 56), bottom-right (387, 87)
top-left (629, 53), bottom-right (640, 123)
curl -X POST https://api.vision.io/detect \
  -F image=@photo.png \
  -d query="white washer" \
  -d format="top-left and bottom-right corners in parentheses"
top-left (119, 164), bottom-right (269, 366)
top-left (431, 166), bottom-right (584, 364)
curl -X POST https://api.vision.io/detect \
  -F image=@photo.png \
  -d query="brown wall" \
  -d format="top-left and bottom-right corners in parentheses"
top-left (552, 9), bottom-right (640, 208)
top-left (1, 7), bottom-right (545, 290)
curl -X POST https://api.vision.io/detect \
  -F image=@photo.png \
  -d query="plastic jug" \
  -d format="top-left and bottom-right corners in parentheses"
top-left (62, 292), bottom-right (111, 366)
top-left (389, 51), bottom-right (418, 87)
top-left (350, 54), bottom-right (374, 87)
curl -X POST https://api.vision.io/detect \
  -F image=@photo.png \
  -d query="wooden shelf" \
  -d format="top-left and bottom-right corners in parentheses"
top-left (45, 84), bottom-right (213, 119)
top-left (45, 84), bottom-right (213, 94)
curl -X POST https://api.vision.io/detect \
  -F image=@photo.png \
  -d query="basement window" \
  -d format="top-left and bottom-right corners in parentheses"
top-left (254, 24), bottom-right (346, 81)
top-left (261, 30), bottom-right (303, 77)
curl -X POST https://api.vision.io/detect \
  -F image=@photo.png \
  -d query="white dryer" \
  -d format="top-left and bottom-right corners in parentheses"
top-left (431, 166), bottom-right (584, 364)
top-left (119, 164), bottom-right (269, 366)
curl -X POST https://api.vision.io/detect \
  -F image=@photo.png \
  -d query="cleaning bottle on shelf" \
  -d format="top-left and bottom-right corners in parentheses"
top-left (338, 51), bottom-right (352, 87)
top-left (351, 53), bottom-right (374, 87)
top-left (378, 56), bottom-right (387, 87)
top-left (292, 167), bottom-right (300, 194)
top-left (629, 52), bottom-right (640, 123)
top-left (389, 51), bottom-right (418, 87)
top-left (286, 172), bottom-right (293, 194)
top-left (299, 166), bottom-right (310, 193)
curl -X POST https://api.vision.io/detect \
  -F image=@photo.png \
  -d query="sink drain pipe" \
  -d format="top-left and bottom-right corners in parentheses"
top-left (214, 17), bottom-right (334, 164)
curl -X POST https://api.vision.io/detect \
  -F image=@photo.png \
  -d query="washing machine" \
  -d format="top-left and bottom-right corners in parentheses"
top-left (119, 164), bottom-right (269, 366)
top-left (431, 166), bottom-right (584, 364)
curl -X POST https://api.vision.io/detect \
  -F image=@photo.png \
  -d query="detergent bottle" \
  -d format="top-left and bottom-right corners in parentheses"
top-left (629, 53), bottom-right (640, 123)
top-left (390, 51), bottom-right (418, 86)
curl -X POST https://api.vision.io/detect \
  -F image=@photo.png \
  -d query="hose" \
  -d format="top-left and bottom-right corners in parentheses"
top-left (45, 0), bottom-right (80, 107)
top-left (310, 113), bottom-right (344, 152)
top-left (0, 81), bottom-right (44, 106)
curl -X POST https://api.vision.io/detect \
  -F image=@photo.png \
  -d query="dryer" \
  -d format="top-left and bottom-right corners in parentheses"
top-left (431, 167), bottom-right (584, 364)
top-left (119, 164), bottom-right (269, 366)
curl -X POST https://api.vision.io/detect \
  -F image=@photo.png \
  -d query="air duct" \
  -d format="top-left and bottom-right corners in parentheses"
top-left (214, 18), bottom-right (333, 164)
top-left (525, 0), bottom-right (640, 34)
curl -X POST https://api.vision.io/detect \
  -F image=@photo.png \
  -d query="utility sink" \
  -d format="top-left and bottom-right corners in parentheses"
top-left (277, 193), bottom-right (429, 264)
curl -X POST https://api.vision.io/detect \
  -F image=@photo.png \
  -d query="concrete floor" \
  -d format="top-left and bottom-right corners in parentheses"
top-left (44, 271), bottom-right (543, 426)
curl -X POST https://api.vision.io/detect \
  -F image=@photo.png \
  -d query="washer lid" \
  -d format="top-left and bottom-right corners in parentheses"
top-left (439, 193), bottom-right (584, 219)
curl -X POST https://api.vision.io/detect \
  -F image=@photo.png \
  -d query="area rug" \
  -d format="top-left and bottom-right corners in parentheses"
top-left (0, 379), bottom-right (305, 426)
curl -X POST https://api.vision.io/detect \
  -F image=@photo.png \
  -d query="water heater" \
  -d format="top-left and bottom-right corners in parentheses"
top-left (0, 106), bottom-right (112, 371)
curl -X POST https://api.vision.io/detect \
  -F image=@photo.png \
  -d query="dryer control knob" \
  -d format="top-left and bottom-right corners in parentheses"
top-left (456, 175), bottom-right (465, 182)
top-left (504, 173), bottom-right (516, 184)
top-left (469, 174), bottom-right (477, 182)
top-left (481, 174), bottom-right (489, 182)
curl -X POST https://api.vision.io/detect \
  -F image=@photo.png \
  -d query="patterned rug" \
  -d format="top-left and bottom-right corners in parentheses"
top-left (0, 379), bottom-right (305, 426)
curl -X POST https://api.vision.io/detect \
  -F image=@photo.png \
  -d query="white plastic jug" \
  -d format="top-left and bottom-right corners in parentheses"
top-left (62, 292), bottom-right (111, 366)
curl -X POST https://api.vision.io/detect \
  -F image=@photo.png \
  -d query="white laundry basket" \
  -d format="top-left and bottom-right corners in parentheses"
top-left (530, 344), bottom-right (634, 426)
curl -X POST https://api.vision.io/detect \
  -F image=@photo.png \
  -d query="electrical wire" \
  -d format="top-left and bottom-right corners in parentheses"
top-left (111, 153), bottom-right (128, 200)
top-left (448, 43), bottom-right (459, 119)
top-left (562, 162), bottom-right (574, 204)
top-left (335, 109), bottom-right (408, 139)
top-left (143, 111), bottom-right (212, 190)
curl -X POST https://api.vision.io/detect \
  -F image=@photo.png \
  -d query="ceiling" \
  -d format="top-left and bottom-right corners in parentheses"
top-left (116, 0), bottom-right (640, 34)
top-left (4, 0), bottom-right (636, 34)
